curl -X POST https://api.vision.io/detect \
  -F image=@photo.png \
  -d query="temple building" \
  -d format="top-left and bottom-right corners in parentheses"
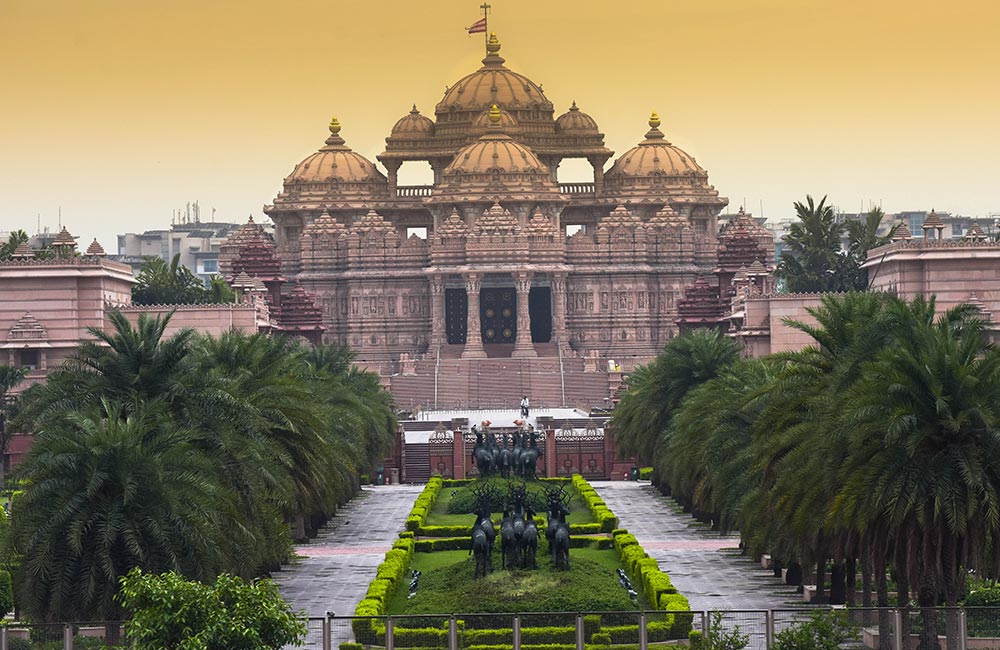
top-left (220, 33), bottom-right (768, 408)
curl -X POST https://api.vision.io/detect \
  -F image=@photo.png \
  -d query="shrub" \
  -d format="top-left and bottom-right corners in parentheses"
top-left (415, 537), bottom-right (471, 552)
top-left (772, 610), bottom-right (858, 650)
top-left (639, 467), bottom-right (653, 480)
top-left (694, 612), bottom-right (749, 650)
top-left (117, 569), bottom-right (305, 650)
top-left (614, 533), bottom-right (639, 551)
top-left (590, 632), bottom-right (612, 646)
top-left (0, 569), bottom-right (12, 618)
top-left (340, 643), bottom-right (364, 650)
top-left (7, 639), bottom-right (32, 650)
top-left (611, 528), bottom-right (629, 537)
top-left (399, 530), bottom-right (415, 539)
top-left (394, 626), bottom-right (447, 646)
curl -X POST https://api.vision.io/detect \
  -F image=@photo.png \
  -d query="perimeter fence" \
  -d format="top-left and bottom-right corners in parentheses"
top-left (2, 607), bottom-right (998, 650)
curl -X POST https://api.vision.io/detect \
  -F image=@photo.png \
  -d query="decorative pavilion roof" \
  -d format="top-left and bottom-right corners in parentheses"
top-left (891, 221), bottom-right (913, 240)
top-left (11, 241), bottom-right (34, 258)
top-left (84, 239), bottom-right (106, 256)
top-left (964, 223), bottom-right (987, 242)
top-left (922, 210), bottom-right (944, 230)
top-left (350, 210), bottom-right (395, 236)
top-left (524, 209), bottom-right (557, 237)
top-left (676, 276), bottom-right (726, 326)
top-left (303, 209), bottom-right (347, 238)
top-left (52, 227), bottom-right (77, 248)
top-left (437, 208), bottom-right (469, 237)
top-left (8, 311), bottom-right (48, 342)
top-left (646, 205), bottom-right (689, 230)
top-left (474, 202), bottom-right (520, 236)
top-left (600, 205), bottom-right (641, 228)
top-left (230, 232), bottom-right (284, 282)
top-left (273, 284), bottom-right (326, 334)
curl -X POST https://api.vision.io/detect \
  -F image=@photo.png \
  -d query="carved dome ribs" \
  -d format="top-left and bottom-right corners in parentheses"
top-left (281, 117), bottom-right (388, 203)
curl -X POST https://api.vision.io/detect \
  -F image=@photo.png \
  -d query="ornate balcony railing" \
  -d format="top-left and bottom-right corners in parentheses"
top-left (559, 182), bottom-right (596, 195)
top-left (396, 185), bottom-right (434, 198)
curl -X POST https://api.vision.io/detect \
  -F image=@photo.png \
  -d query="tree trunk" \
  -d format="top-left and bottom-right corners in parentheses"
top-left (862, 549), bottom-right (874, 608)
top-left (829, 560), bottom-right (846, 604)
top-left (876, 543), bottom-right (892, 650)
top-left (773, 557), bottom-right (783, 579)
top-left (815, 558), bottom-right (828, 603)
top-left (917, 574), bottom-right (939, 650)
top-left (786, 562), bottom-right (803, 588)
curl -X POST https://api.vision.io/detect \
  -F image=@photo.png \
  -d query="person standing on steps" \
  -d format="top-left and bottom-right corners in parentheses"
top-left (520, 395), bottom-right (530, 418)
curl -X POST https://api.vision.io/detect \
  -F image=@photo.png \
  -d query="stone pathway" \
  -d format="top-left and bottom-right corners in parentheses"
top-left (590, 481), bottom-right (795, 612)
top-left (273, 484), bottom-right (424, 617)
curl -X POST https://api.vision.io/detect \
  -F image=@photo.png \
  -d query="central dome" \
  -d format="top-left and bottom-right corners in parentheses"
top-left (443, 107), bottom-right (547, 176)
top-left (436, 33), bottom-right (553, 115)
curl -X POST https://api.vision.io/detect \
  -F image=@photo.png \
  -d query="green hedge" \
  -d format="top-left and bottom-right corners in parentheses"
top-left (572, 475), bottom-right (618, 532)
top-left (406, 477), bottom-right (444, 532)
top-left (639, 467), bottom-right (653, 480)
top-left (413, 535), bottom-right (611, 552)
top-left (608, 528), bottom-right (690, 638)
top-left (418, 522), bottom-right (604, 537)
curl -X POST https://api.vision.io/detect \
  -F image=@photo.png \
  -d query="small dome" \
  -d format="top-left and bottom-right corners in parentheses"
top-left (555, 102), bottom-right (599, 133)
top-left (473, 106), bottom-right (518, 130)
top-left (391, 105), bottom-right (435, 138)
top-left (286, 117), bottom-right (386, 186)
top-left (606, 112), bottom-right (706, 180)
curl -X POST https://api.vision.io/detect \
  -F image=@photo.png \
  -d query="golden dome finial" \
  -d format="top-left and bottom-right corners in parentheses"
top-left (488, 104), bottom-right (502, 124)
top-left (570, 101), bottom-right (579, 111)
top-left (486, 32), bottom-right (501, 55)
top-left (648, 112), bottom-right (661, 129)
top-left (329, 116), bottom-right (341, 135)
top-left (410, 104), bottom-right (419, 114)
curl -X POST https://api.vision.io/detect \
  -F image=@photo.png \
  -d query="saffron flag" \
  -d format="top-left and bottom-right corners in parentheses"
top-left (467, 17), bottom-right (487, 34)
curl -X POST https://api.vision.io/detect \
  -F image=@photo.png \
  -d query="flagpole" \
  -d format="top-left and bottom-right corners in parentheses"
top-left (480, 2), bottom-right (491, 48)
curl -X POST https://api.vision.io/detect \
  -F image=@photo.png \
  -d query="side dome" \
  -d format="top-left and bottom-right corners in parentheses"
top-left (390, 105), bottom-right (435, 138)
top-left (285, 117), bottom-right (387, 191)
top-left (605, 112), bottom-right (706, 181)
top-left (435, 33), bottom-right (553, 115)
top-left (555, 102), bottom-right (599, 133)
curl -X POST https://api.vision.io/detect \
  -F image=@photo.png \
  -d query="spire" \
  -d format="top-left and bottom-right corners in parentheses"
top-left (644, 111), bottom-right (668, 142)
top-left (85, 238), bottom-right (106, 257)
top-left (482, 32), bottom-right (505, 66)
top-left (324, 116), bottom-right (347, 148)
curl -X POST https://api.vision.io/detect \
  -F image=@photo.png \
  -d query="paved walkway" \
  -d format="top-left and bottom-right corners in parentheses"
top-left (590, 481), bottom-right (793, 611)
top-left (274, 481), bottom-right (797, 619)
top-left (273, 484), bottom-right (424, 617)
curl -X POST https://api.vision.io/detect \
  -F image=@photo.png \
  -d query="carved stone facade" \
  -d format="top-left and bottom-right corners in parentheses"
top-left (242, 33), bottom-right (734, 373)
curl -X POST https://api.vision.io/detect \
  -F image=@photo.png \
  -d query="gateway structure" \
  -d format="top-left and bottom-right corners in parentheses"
top-left (221, 34), bottom-right (772, 408)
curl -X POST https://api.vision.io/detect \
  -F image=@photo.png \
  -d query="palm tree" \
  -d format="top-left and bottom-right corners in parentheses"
top-left (839, 298), bottom-right (1000, 650)
top-left (0, 365), bottom-right (28, 488)
top-left (11, 401), bottom-right (237, 622)
top-left (132, 254), bottom-right (210, 305)
top-left (0, 231), bottom-right (29, 260)
top-left (778, 195), bottom-right (851, 293)
top-left (613, 329), bottom-right (740, 465)
top-left (845, 207), bottom-right (896, 290)
top-left (14, 310), bottom-right (198, 431)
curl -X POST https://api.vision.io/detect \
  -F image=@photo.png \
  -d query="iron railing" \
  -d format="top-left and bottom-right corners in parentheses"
top-left (1, 607), bottom-right (993, 650)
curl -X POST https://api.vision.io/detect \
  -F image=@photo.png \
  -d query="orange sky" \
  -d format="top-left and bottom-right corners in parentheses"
top-left (1, 0), bottom-right (998, 251)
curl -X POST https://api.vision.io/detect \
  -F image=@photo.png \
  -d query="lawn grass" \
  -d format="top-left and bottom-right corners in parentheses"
top-left (428, 477), bottom-right (595, 527)
top-left (388, 548), bottom-right (650, 616)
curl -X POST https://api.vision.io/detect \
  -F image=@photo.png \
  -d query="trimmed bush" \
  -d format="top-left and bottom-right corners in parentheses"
top-left (415, 537), bottom-right (471, 552)
top-left (394, 626), bottom-right (447, 646)
top-left (590, 632), bottom-right (612, 645)
top-left (639, 467), bottom-right (653, 480)
top-left (399, 530), bottom-right (415, 539)
top-left (614, 533), bottom-right (639, 551)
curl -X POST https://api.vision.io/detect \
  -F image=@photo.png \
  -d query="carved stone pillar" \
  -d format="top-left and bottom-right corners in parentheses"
top-left (462, 272), bottom-right (486, 359)
top-left (430, 274), bottom-right (446, 348)
top-left (552, 272), bottom-right (569, 353)
top-left (512, 271), bottom-right (536, 358)
top-left (589, 156), bottom-right (607, 196)
top-left (384, 161), bottom-right (402, 196)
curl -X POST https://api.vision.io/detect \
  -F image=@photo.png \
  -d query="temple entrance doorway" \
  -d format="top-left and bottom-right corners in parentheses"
top-left (529, 286), bottom-right (552, 343)
top-left (445, 288), bottom-right (467, 344)
top-left (480, 287), bottom-right (517, 344)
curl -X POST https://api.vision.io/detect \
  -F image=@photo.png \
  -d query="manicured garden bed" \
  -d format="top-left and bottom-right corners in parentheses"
top-left (352, 475), bottom-right (693, 648)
